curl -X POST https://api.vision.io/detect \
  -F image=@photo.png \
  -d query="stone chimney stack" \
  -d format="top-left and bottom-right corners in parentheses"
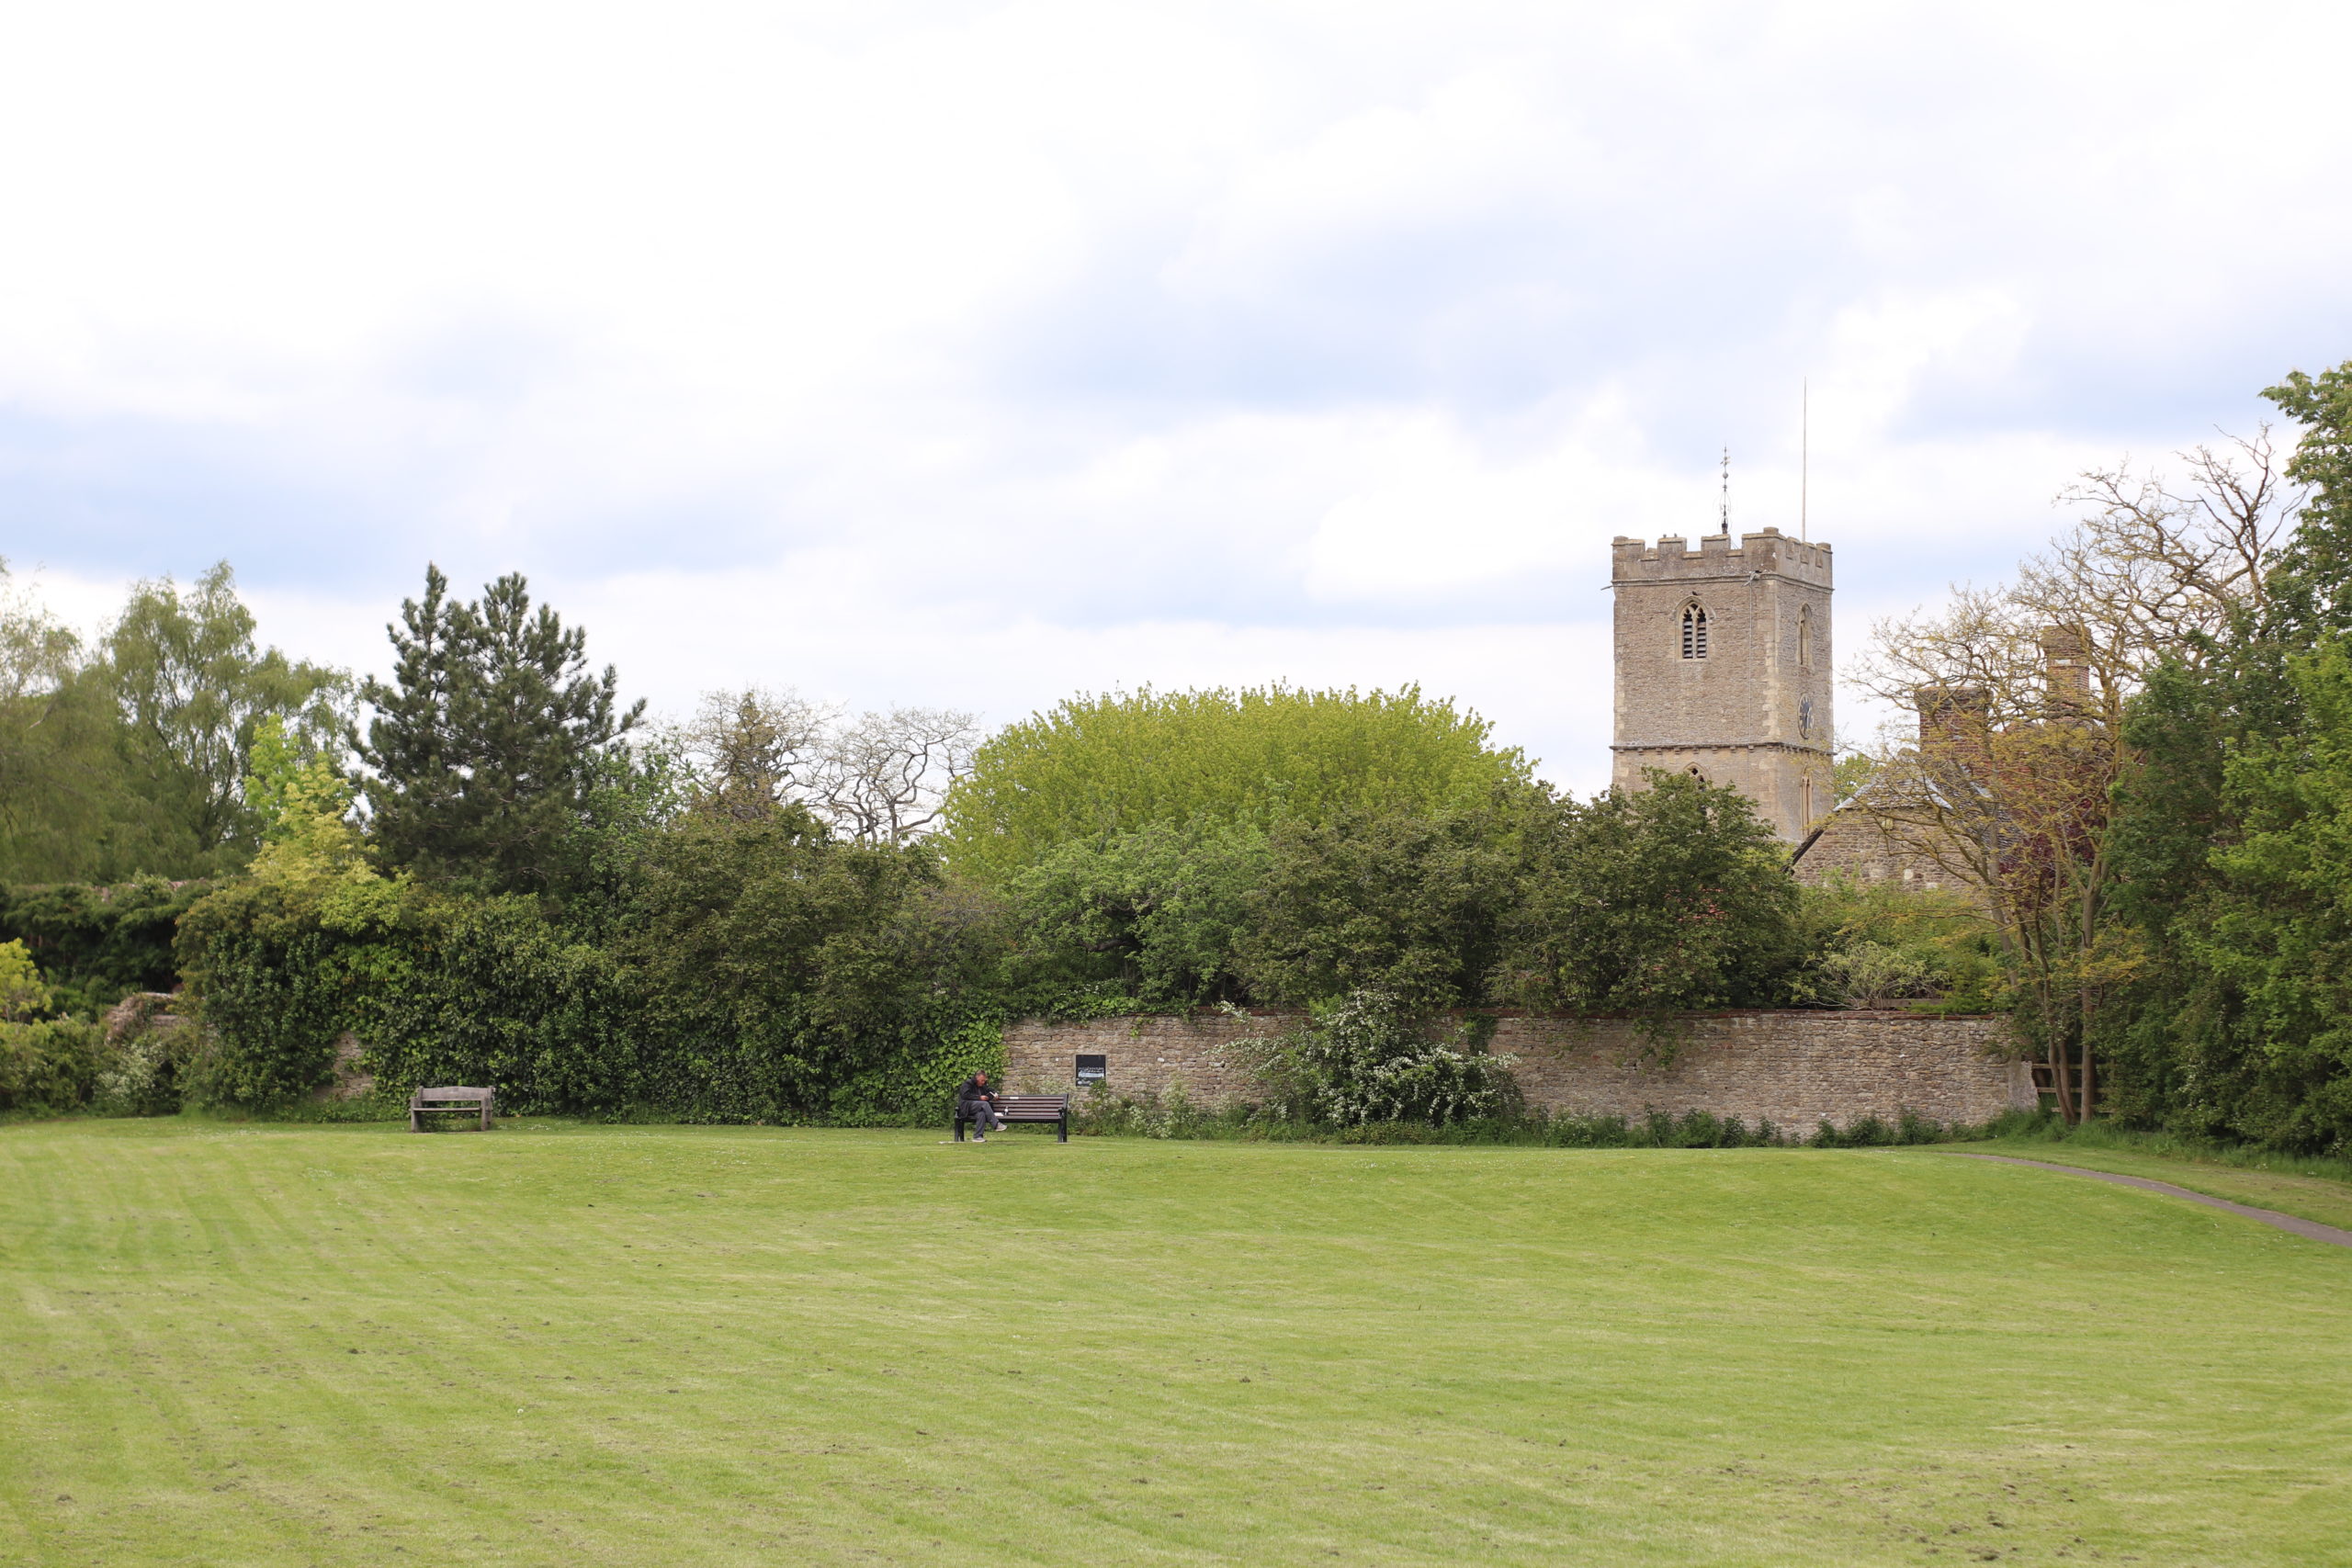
top-left (2040, 626), bottom-right (2090, 711)
top-left (1915, 683), bottom-right (1988, 752)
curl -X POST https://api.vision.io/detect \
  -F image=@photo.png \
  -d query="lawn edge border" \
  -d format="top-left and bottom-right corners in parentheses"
top-left (1932, 1151), bottom-right (2352, 1248)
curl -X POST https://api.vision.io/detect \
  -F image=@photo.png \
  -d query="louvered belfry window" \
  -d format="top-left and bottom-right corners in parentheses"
top-left (1681, 604), bottom-right (1709, 660)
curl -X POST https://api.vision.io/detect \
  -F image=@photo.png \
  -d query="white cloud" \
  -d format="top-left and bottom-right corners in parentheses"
top-left (5, 0), bottom-right (2350, 795)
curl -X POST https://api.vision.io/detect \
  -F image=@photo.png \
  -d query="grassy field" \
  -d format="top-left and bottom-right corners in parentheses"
top-left (1966, 1138), bottom-right (2352, 1235)
top-left (1965, 1136), bottom-right (2352, 1234)
top-left (4, 1121), bottom-right (2350, 1566)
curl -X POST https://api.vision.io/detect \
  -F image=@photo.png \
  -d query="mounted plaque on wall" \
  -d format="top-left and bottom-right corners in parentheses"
top-left (1074, 1054), bottom-right (1106, 1086)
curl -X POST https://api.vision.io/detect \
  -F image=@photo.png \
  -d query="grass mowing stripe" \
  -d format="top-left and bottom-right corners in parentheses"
top-left (5, 1121), bottom-right (2349, 1564)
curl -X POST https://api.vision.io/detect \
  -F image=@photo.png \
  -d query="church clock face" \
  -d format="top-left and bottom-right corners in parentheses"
top-left (1798, 695), bottom-right (1815, 739)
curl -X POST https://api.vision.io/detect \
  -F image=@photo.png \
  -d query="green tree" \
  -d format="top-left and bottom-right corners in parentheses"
top-left (2166, 636), bottom-right (2352, 1148)
top-left (1009, 819), bottom-right (1271, 1008)
top-left (0, 939), bottom-right (51, 1022)
top-left (941, 684), bottom-right (1532, 887)
top-left (2264, 361), bottom-right (2352, 635)
top-left (103, 562), bottom-right (348, 872)
top-left (2095, 359), bottom-right (2352, 1143)
top-left (359, 566), bottom-right (645, 894)
top-left (0, 565), bottom-right (132, 880)
top-left (617, 811), bottom-right (956, 1117)
top-left (1243, 796), bottom-right (1533, 1012)
top-left (0, 559), bottom-right (337, 881)
top-left (1498, 772), bottom-right (1803, 1043)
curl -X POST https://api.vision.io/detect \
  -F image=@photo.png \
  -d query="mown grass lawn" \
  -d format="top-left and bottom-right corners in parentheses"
top-left (1965, 1139), bottom-right (2352, 1235)
top-left (4, 1121), bottom-right (2348, 1567)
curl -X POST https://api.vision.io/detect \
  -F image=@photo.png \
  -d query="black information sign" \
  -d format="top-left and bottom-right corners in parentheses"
top-left (1074, 1054), bottom-right (1106, 1086)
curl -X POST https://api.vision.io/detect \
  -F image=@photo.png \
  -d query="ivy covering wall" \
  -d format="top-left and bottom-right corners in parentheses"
top-left (166, 824), bottom-right (1012, 1122)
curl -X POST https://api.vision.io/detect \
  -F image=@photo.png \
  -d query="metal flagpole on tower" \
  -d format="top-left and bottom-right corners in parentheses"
top-left (1720, 447), bottom-right (1730, 535)
top-left (1801, 378), bottom-right (1809, 542)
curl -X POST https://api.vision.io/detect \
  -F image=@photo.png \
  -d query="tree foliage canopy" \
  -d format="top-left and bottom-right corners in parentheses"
top-left (0, 560), bottom-right (345, 882)
top-left (107, 563), bottom-right (348, 868)
top-left (2081, 357), bottom-right (2352, 1149)
top-left (358, 566), bottom-right (645, 894)
top-left (940, 684), bottom-right (1531, 887)
top-left (1500, 772), bottom-right (1804, 1026)
top-left (1004, 772), bottom-right (1805, 1025)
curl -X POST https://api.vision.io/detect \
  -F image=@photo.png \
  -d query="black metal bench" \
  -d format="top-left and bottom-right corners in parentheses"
top-left (409, 1086), bottom-right (494, 1132)
top-left (955, 1093), bottom-right (1070, 1143)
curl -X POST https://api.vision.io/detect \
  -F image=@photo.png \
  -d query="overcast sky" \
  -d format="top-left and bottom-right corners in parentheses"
top-left (5, 0), bottom-right (2347, 792)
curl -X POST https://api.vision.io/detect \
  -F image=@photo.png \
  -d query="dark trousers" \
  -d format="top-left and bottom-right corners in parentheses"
top-left (964, 1103), bottom-right (1004, 1134)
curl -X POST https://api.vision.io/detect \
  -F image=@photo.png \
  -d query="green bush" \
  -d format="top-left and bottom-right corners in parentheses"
top-left (362, 895), bottom-right (644, 1115)
top-left (91, 998), bottom-right (198, 1117)
top-left (1249, 801), bottom-right (1531, 1012)
top-left (0, 1019), bottom-right (107, 1114)
top-left (1804, 1112), bottom-right (1950, 1148)
top-left (1793, 876), bottom-right (2004, 1013)
top-left (1500, 772), bottom-right (1809, 1038)
top-left (1231, 990), bottom-right (1521, 1128)
top-left (1008, 820), bottom-right (1269, 1008)
top-left (172, 814), bottom-right (1016, 1122)
top-left (175, 864), bottom-right (401, 1108)
top-left (827, 1015), bottom-right (1007, 1127)
top-left (0, 879), bottom-right (207, 1019)
top-left (1814, 942), bottom-right (1939, 1010)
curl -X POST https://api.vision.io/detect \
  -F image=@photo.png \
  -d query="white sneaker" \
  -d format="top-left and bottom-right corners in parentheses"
top-left (972, 1135), bottom-right (986, 1143)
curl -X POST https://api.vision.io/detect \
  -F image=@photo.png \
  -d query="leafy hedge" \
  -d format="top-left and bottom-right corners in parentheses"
top-left (0, 879), bottom-right (207, 1018)
top-left (0, 1020), bottom-right (107, 1115)
top-left (18, 763), bottom-right (1838, 1128)
top-left (172, 820), bottom-right (1012, 1122)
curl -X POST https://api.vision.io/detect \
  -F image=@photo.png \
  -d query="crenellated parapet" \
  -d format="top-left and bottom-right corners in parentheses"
top-left (1609, 527), bottom-right (1834, 589)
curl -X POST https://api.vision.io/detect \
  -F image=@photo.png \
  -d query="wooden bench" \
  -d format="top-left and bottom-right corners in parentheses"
top-left (410, 1086), bottom-right (494, 1132)
top-left (955, 1093), bottom-right (1070, 1143)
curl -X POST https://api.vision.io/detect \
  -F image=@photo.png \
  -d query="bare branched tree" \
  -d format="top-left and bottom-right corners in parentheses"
top-left (1855, 429), bottom-right (2299, 736)
top-left (1841, 434), bottom-right (2300, 1123)
top-left (2031, 426), bottom-right (2299, 678)
top-left (672, 689), bottom-right (979, 844)
top-left (670, 687), bottom-right (834, 824)
top-left (806, 705), bottom-right (981, 844)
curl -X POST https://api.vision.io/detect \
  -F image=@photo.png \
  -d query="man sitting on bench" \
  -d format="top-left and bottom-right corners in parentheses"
top-left (958, 1070), bottom-right (1005, 1142)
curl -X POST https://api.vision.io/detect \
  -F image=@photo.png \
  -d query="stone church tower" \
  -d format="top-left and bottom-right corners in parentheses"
top-left (1611, 527), bottom-right (1834, 840)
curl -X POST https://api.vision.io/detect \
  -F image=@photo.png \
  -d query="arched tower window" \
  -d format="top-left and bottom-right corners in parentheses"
top-left (1680, 603), bottom-right (1709, 660)
top-left (1797, 605), bottom-right (1813, 669)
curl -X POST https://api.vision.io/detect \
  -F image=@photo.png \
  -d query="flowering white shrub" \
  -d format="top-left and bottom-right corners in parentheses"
top-left (1240, 989), bottom-right (1518, 1127)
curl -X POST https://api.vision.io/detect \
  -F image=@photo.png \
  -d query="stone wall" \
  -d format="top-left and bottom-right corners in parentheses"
top-left (1793, 804), bottom-right (1965, 891)
top-left (1002, 1010), bottom-right (2036, 1129)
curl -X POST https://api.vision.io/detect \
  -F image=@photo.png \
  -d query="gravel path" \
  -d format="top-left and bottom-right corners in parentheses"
top-left (1941, 1151), bottom-right (2352, 1247)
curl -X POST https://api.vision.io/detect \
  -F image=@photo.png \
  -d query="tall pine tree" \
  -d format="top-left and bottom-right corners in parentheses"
top-left (359, 567), bottom-right (643, 893)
